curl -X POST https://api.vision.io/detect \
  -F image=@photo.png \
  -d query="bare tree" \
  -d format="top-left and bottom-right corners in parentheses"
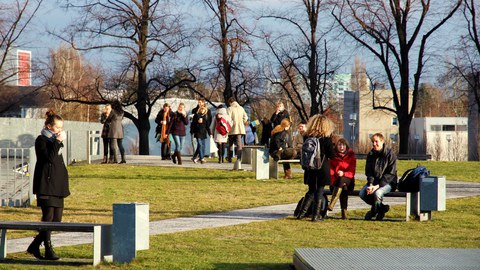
top-left (444, 0), bottom-right (480, 160)
top-left (332, 0), bottom-right (462, 154)
top-left (261, 0), bottom-right (340, 122)
top-left (0, 0), bottom-right (43, 113)
top-left (201, 0), bottom-right (258, 104)
top-left (41, 45), bottom-right (103, 121)
top-left (49, 0), bottom-right (195, 154)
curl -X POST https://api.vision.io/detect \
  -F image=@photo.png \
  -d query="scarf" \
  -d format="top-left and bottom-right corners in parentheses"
top-left (160, 110), bottom-right (169, 143)
top-left (41, 128), bottom-right (57, 142)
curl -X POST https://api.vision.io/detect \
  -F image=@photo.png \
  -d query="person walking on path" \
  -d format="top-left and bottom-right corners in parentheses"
top-left (269, 118), bottom-right (297, 179)
top-left (189, 98), bottom-right (212, 159)
top-left (226, 97), bottom-right (248, 169)
top-left (192, 105), bottom-right (211, 164)
top-left (100, 104), bottom-right (112, 164)
top-left (328, 138), bottom-right (356, 219)
top-left (296, 114), bottom-right (335, 222)
top-left (108, 101), bottom-right (126, 163)
top-left (168, 103), bottom-right (189, 165)
top-left (360, 133), bottom-right (398, 221)
top-left (27, 110), bottom-right (69, 261)
top-left (211, 105), bottom-right (233, 163)
top-left (155, 103), bottom-right (175, 160)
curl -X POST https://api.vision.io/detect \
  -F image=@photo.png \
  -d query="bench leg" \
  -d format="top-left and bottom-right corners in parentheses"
top-left (0, 229), bottom-right (6, 259)
top-left (269, 160), bottom-right (279, 179)
top-left (93, 225), bottom-right (112, 265)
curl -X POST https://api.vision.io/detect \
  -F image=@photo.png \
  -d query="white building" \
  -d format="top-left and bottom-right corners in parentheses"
top-left (410, 117), bottom-right (468, 161)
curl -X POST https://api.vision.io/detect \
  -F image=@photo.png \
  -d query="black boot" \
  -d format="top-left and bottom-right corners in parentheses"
top-left (311, 198), bottom-right (324, 222)
top-left (176, 151), bottom-right (182, 165)
top-left (119, 154), bottom-right (126, 164)
top-left (101, 156), bottom-right (108, 164)
top-left (296, 195), bottom-right (314, 219)
top-left (43, 232), bottom-right (59, 261)
top-left (172, 151), bottom-right (177, 164)
top-left (27, 232), bottom-right (44, 259)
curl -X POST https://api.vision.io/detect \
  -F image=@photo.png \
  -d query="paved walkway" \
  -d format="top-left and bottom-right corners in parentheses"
top-left (6, 155), bottom-right (480, 254)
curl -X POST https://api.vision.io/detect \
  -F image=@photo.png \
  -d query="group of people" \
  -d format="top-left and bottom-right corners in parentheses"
top-left (291, 114), bottom-right (397, 222)
top-left (154, 97), bottom-right (248, 167)
top-left (100, 101), bottom-right (126, 164)
top-left (26, 100), bottom-right (397, 260)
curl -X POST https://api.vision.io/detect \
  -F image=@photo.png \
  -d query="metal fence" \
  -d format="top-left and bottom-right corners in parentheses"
top-left (0, 147), bottom-right (34, 207)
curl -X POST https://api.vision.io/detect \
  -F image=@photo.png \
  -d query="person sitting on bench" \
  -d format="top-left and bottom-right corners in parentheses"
top-left (360, 133), bottom-right (398, 221)
top-left (328, 138), bottom-right (356, 219)
top-left (269, 118), bottom-right (296, 179)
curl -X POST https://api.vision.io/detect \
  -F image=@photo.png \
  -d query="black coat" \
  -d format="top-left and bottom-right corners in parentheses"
top-left (303, 136), bottom-right (335, 187)
top-left (270, 110), bottom-right (289, 128)
top-left (33, 135), bottom-right (70, 197)
top-left (192, 113), bottom-right (211, 139)
top-left (365, 146), bottom-right (398, 190)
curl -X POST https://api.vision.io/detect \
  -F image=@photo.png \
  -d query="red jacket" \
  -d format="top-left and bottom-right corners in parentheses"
top-left (329, 149), bottom-right (356, 186)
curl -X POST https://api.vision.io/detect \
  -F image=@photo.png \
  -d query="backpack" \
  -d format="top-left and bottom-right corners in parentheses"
top-left (215, 115), bottom-right (231, 136)
top-left (300, 137), bottom-right (324, 170)
top-left (397, 165), bottom-right (430, 192)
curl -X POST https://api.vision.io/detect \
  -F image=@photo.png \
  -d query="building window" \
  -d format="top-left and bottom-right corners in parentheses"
top-left (456, 125), bottom-right (467, 131)
top-left (392, 117), bottom-right (398, 126)
top-left (442, 125), bottom-right (455, 131)
top-left (431, 125), bottom-right (441, 131)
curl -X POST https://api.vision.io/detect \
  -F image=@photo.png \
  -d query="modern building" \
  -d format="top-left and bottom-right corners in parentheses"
top-left (0, 48), bottom-right (32, 86)
top-left (410, 117), bottom-right (468, 161)
top-left (344, 88), bottom-right (400, 153)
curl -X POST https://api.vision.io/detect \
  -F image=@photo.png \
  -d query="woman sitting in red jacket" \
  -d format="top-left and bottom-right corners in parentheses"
top-left (328, 138), bottom-right (356, 219)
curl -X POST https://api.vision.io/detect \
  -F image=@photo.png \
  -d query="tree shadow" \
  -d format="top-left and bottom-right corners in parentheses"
top-left (1, 257), bottom-right (91, 267)
top-left (213, 262), bottom-right (292, 270)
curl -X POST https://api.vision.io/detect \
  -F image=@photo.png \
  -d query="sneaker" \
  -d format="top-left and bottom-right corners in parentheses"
top-left (200, 159), bottom-right (206, 164)
top-left (191, 157), bottom-right (198, 164)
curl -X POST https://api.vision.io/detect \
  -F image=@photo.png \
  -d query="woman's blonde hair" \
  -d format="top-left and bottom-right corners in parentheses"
top-left (305, 114), bottom-right (335, 137)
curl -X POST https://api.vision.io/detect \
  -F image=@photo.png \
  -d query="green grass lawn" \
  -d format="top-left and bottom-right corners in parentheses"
top-left (1, 161), bottom-right (479, 269)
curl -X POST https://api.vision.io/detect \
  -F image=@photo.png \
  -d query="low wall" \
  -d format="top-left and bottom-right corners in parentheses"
top-left (0, 118), bottom-right (102, 162)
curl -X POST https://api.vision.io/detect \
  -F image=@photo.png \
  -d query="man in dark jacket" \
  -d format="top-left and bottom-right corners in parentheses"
top-left (360, 133), bottom-right (398, 221)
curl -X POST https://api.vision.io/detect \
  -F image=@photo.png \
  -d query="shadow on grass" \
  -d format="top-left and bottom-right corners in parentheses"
top-left (213, 262), bottom-right (291, 270)
top-left (1, 258), bottom-right (91, 267)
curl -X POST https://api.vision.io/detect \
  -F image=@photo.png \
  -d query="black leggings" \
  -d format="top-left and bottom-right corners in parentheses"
top-left (41, 206), bottom-right (63, 222)
top-left (102, 138), bottom-right (110, 157)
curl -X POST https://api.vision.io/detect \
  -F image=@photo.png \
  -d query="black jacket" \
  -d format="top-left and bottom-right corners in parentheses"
top-left (270, 110), bottom-right (289, 128)
top-left (365, 146), bottom-right (398, 190)
top-left (33, 135), bottom-right (70, 197)
top-left (303, 136), bottom-right (335, 187)
top-left (269, 129), bottom-right (291, 156)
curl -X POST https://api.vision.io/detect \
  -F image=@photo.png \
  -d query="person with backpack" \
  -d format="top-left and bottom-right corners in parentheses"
top-left (168, 103), bottom-right (189, 165)
top-left (296, 114), bottom-right (335, 222)
top-left (226, 97), bottom-right (248, 169)
top-left (212, 105), bottom-right (232, 163)
top-left (328, 138), bottom-right (356, 219)
top-left (269, 118), bottom-right (297, 179)
top-left (360, 133), bottom-right (398, 221)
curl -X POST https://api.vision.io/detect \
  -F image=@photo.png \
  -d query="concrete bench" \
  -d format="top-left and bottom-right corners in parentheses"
top-left (322, 189), bottom-right (422, 221)
top-left (241, 145), bottom-right (267, 165)
top-left (0, 221), bottom-right (112, 266)
top-left (269, 159), bottom-right (301, 179)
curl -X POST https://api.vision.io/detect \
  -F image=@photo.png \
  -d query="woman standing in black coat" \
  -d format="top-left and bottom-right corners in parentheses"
top-left (296, 114), bottom-right (335, 222)
top-left (27, 110), bottom-right (69, 260)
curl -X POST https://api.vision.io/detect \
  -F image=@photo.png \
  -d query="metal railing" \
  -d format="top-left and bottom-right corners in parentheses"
top-left (0, 148), bottom-right (33, 207)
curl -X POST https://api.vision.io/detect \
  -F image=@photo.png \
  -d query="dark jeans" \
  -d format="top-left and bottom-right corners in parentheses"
top-left (102, 138), bottom-right (110, 157)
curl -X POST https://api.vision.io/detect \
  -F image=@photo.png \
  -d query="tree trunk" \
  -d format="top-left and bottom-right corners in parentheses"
top-left (398, 115), bottom-right (411, 155)
top-left (468, 87), bottom-right (479, 160)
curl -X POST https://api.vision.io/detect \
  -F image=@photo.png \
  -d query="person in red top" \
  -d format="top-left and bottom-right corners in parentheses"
top-left (328, 138), bottom-right (356, 219)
